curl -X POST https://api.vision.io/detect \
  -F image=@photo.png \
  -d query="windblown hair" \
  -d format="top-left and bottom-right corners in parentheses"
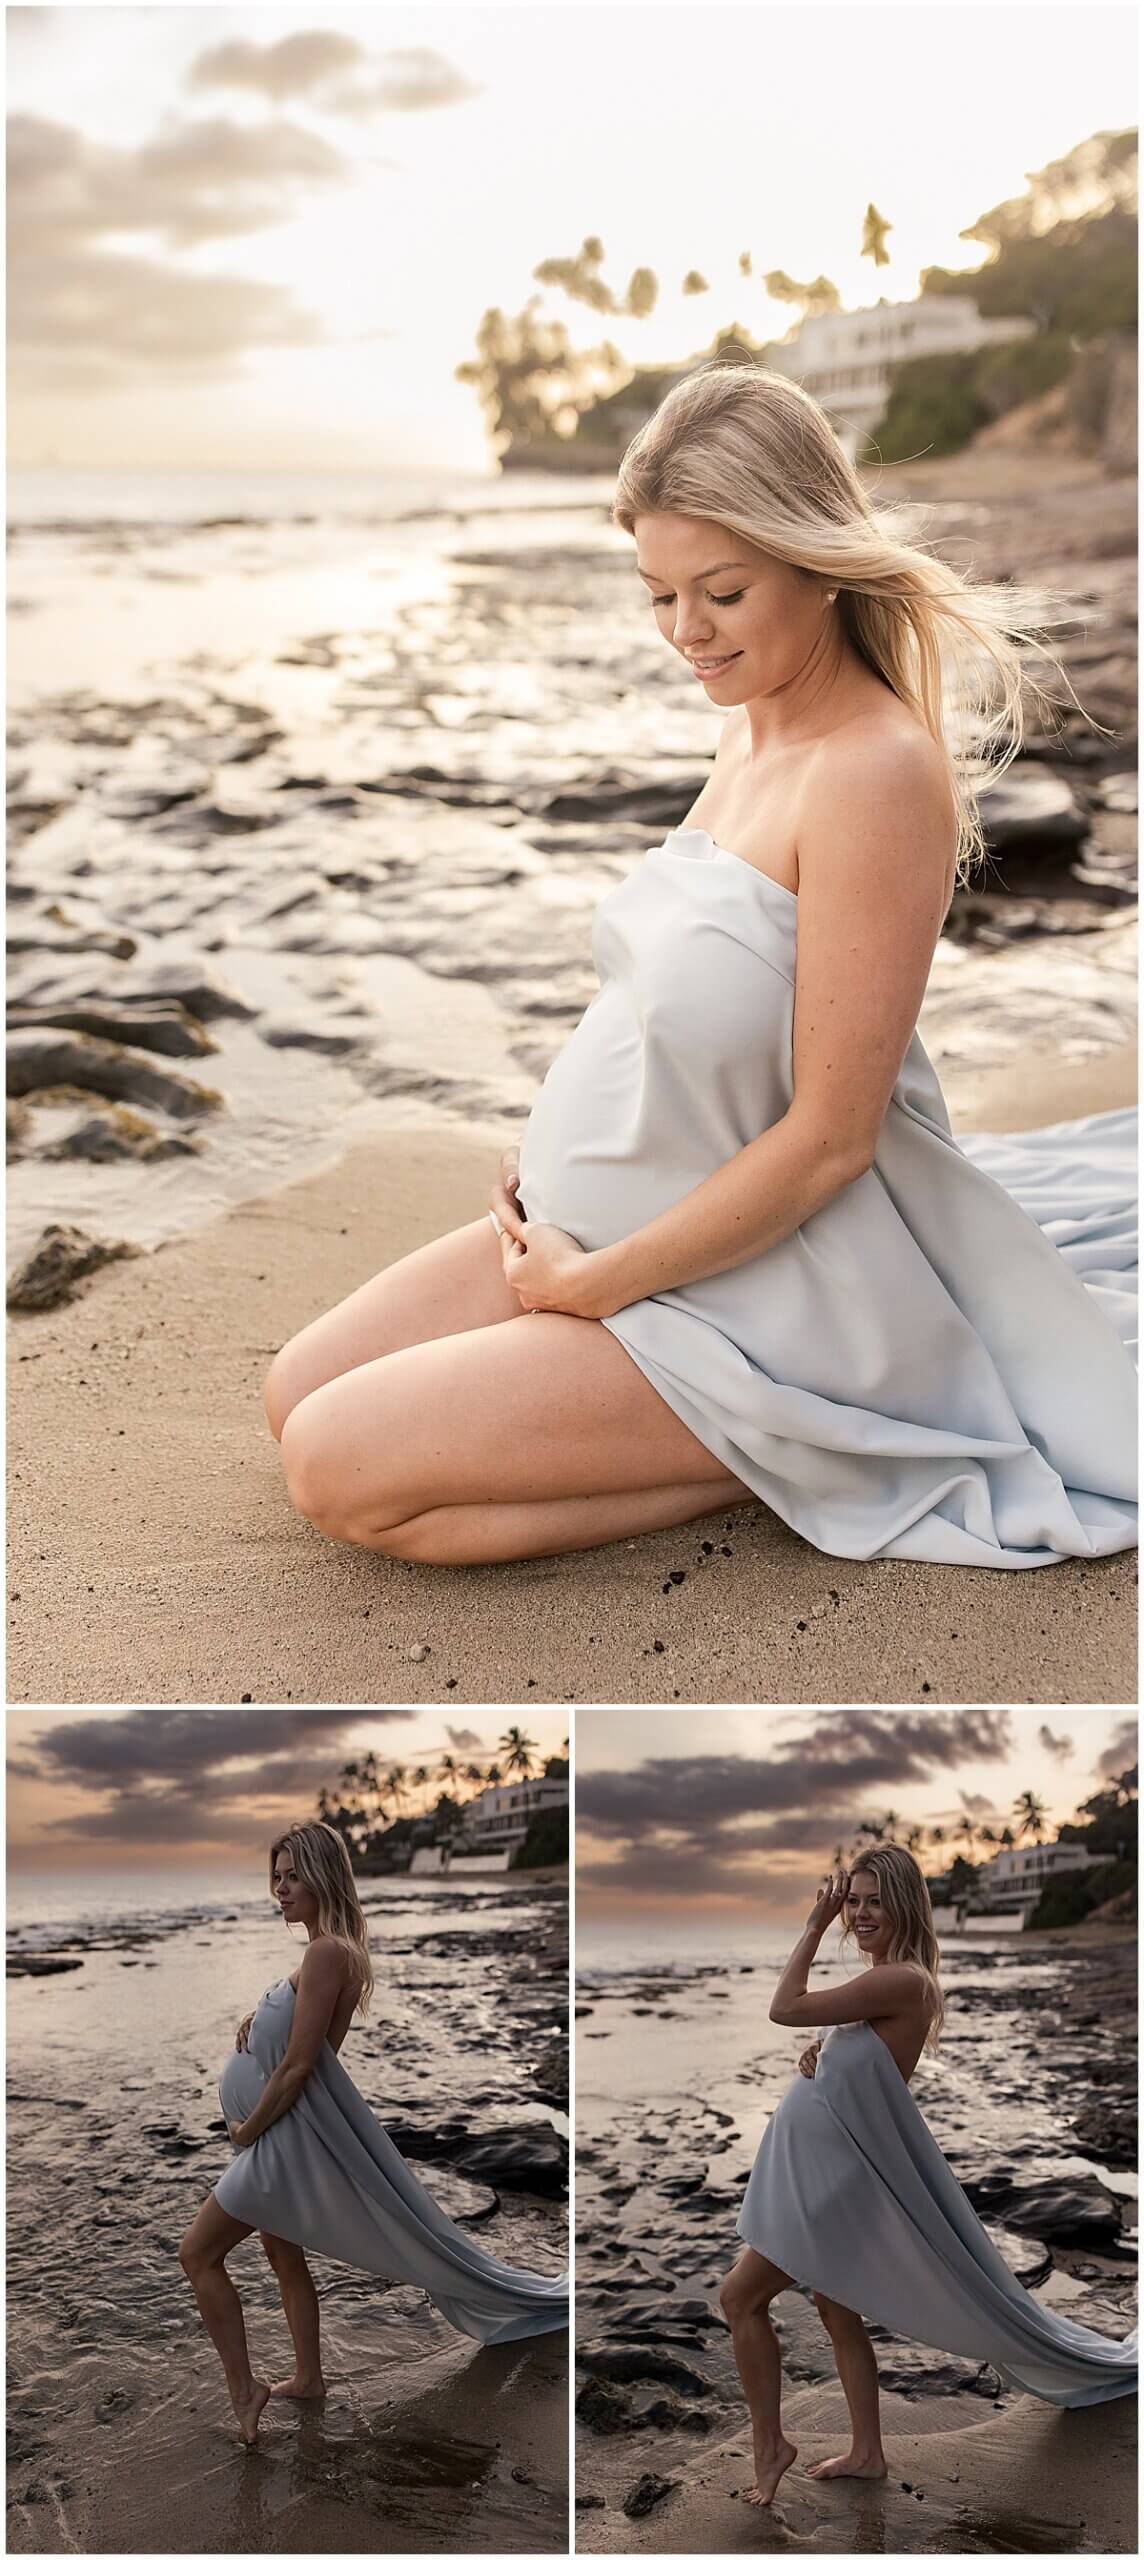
top-left (612, 361), bottom-right (1104, 888)
top-left (843, 1845), bottom-right (945, 2055)
top-left (269, 1821), bottom-right (375, 2016)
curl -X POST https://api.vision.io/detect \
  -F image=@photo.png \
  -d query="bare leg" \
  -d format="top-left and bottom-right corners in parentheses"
top-left (278, 1301), bottom-right (754, 1565)
top-left (719, 2247), bottom-right (799, 2507)
top-left (260, 2231), bottom-right (326, 2397)
top-left (179, 2197), bottom-right (270, 2447)
top-left (263, 1217), bottom-right (522, 1440)
top-left (806, 2294), bottom-right (887, 2478)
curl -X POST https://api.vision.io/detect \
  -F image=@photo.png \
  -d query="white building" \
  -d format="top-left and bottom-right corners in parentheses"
top-left (767, 293), bottom-right (1037, 458)
top-left (463, 1773), bottom-right (568, 1855)
top-left (971, 1840), bottom-right (1100, 1915)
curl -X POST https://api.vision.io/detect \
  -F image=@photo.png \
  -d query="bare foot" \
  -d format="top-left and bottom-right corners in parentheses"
top-left (231, 2380), bottom-right (271, 2447)
top-left (269, 2374), bottom-right (327, 2400)
top-left (805, 2449), bottom-right (888, 2481)
top-left (743, 2438), bottom-right (798, 2506)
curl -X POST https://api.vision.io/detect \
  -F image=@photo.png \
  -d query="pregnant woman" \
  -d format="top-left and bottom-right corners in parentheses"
top-left (721, 1846), bottom-right (1136, 2508)
top-left (178, 1822), bottom-right (568, 2445)
top-left (264, 359), bottom-right (1136, 1570)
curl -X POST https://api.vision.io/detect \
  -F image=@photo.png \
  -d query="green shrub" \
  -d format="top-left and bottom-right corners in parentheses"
top-left (1027, 1858), bottom-right (1138, 1930)
top-left (513, 1805), bottom-right (569, 1868)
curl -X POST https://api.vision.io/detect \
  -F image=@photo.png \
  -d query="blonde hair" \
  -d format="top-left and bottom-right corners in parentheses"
top-left (843, 1845), bottom-right (945, 2054)
top-left (269, 1822), bottom-right (375, 2016)
top-left (612, 361), bottom-right (1104, 888)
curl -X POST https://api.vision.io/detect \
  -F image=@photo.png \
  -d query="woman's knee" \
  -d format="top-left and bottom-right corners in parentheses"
top-left (179, 2230), bottom-right (211, 2281)
top-left (263, 1335), bottom-right (315, 1442)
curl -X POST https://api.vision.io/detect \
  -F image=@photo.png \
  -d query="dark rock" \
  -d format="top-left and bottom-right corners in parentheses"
top-left (7, 1225), bottom-right (141, 1313)
top-left (117, 961), bottom-right (255, 1023)
top-left (576, 2376), bottom-right (638, 2435)
top-left (385, 2119), bottom-right (567, 2196)
top-left (622, 2471), bottom-right (678, 2520)
top-left (257, 1015), bottom-right (367, 1055)
top-left (977, 765), bottom-right (1087, 855)
top-left (7, 1001), bottom-right (217, 1060)
top-left (6, 1954), bottom-right (84, 1976)
top-left (579, 2343), bottom-right (710, 2396)
top-left (575, 2492), bottom-right (606, 2510)
top-left (961, 2170), bottom-right (1124, 2248)
top-left (641, 2396), bottom-right (711, 2434)
top-left (7, 1029), bottom-right (223, 1121)
top-left (39, 1100), bottom-right (201, 1163)
top-left (1070, 2101), bottom-right (1138, 2166)
top-left (532, 2044), bottom-right (569, 2109)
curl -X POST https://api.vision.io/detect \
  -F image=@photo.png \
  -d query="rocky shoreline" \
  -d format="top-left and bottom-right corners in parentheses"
top-left (7, 453), bottom-right (1136, 1302)
top-left (7, 1877), bottom-right (568, 2552)
top-left (574, 1930), bottom-right (1136, 2543)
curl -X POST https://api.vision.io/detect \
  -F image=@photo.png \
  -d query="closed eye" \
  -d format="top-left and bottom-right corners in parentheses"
top-left (651, 589), bottom-right (745, 608)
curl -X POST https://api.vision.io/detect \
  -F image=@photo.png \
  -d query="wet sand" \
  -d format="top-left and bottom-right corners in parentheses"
top-left (574, 1929), bottom-right (1137, 2555)
top-left (574, 2381), bottom-right (1137, 2554)
top-left (6, 1043), bottom-right (1137, 1707)
top-left (7, 1875), bottom-right (568, 2554)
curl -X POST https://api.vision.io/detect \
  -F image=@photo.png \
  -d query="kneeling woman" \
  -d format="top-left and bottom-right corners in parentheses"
top-left (178, 1822), bottom-right (567, 2445)
top-left (721, 1846), bottom-right (1135, 2508)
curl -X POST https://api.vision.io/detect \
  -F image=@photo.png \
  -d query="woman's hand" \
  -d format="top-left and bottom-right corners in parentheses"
top-left (499, 1217), bottom-right (606, 1319)
top-left (235, 2012), bottom-right (254, 2051)
top-left (806, 1867), bottom-right (849, 1937)
top-left (488, 1144), bottom-right (522, 1235)
top-left (798, 2039), bottom-right (822, 2079)
top-left (226, 2116), bottom-right (249, 2146)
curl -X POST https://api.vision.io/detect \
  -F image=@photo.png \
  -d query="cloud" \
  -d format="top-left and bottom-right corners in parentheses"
top-left (446, 1726), bottom-right (485, 1751)
top-left (576, 1712), bottom-right (1014, 1908)
top-left (11, 1710), bottom-right (416, 1847)
top-left (188, 35), bottom-right (483, 117)
top-left (1038, 1723), bottom-right (1075, 1761)
top-left (957, 1788), bottom-right (996, 1817)
top-left (10, 248), bottom-right (325, 392)
top-left (8, 111), bottom-right (347, 251)
top-left (577, 1713), bottom-right (1012, 1840)
top-left (6, 110), bottom-right (342, 393)
top-left (1093, 1714), bottom-right (1138, 1782)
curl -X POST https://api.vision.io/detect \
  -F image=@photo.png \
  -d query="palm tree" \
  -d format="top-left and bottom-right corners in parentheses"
top-left (905, 1824), bottom-right (924, 1855)
top-left (954, 1812), bottom-right (979, 1857)
top-left (484, 1761), bottom-right (503, 1788)
top-left (465, 1761), bottom-right (485, 1788)
top-left (411, 1764), bottom-right (430, 1813)
top-left (1012, 1790), bottom-right (1048, 1844)
top-left (437, 1753), bottom-right (461, 1798)
top-left (388, 1763), bottom-right (409, 1816)
top-left (1000, 1825), bottom-right (1015, 1849)
top-left (499, 1726), bottom-right (538, 1779)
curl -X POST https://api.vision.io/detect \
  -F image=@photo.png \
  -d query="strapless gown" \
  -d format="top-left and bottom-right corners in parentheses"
top-left (517, 828), bottom-right (1137, 1568)
top-left (214, 1978), bottom-right (568, 2344)
top-left (737, 2020), bottom-right (1137, 2407)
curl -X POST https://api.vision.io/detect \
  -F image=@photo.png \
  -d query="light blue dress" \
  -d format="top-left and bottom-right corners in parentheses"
top-left (737, 2020), bottom-right (1136, 2407)
top-left (518, 828), bottom-right (1137, 1568)
top-left (214, 1978), bottom-right (568, 2344)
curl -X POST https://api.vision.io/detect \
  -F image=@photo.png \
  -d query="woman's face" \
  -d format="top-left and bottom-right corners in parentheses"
top-left (632, 510), bottom-right (832, 701)
top-left (273, 1848), bottom-right (319, 1931)
top-left (845, 1868), bottom-right (894, 1962)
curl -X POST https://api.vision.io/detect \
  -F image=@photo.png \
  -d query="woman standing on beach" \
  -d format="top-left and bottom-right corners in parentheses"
top-left (178, 1822), bottom-right (567, 2445)
top-left (720, 1846), bottom-right (1136, 2508)
top-left (263, 360), bottom-right (1136, 1572)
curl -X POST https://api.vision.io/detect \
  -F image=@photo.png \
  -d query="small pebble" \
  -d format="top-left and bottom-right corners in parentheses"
top-left (408, 1642), bottom-right (431, 1663)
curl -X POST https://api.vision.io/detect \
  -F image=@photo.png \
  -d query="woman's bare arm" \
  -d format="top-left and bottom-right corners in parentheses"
top-left (505, 727), bottom-right (956, 1320)
top-left (229, 1940), bottom-right (349, 2147)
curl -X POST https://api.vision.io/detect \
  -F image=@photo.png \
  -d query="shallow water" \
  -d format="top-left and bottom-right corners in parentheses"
top-left (7, 468), bottom-right (1136, 1268)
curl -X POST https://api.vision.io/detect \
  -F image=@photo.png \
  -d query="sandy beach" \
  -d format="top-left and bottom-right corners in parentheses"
top-left (574, 1926), bottom-right (1137, 2555)
top-left (7, 1040), bottom-right (1137, 1707)
top-left (7, 1867), bottom-right (568, 2556)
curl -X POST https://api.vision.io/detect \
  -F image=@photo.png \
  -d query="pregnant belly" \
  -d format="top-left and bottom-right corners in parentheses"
top-left (218, 2046), bottom-right (266, 2124)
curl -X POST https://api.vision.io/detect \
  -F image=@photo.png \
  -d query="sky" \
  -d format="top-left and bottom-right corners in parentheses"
top-left (5, 1705), bottom-right (568, 1866)
top-left (576, 1707), bottom-right (1138, 1929)
top-left (6, 2), bottom-right (1136, 472)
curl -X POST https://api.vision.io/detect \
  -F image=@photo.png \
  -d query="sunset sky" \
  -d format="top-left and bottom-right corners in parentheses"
top-left (6, 1706), bottom-right (568, 1867)
top-left (576, 1708), bottom-right (1138, 1927)
top-left (7, 3), bottom-right (1134, 472)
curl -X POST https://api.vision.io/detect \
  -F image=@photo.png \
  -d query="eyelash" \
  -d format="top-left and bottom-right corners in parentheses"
top-left (650, 589), bottom-right (745, 609)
